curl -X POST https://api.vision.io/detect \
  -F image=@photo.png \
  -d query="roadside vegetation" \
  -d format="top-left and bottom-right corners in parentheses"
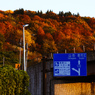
top-left (0, 65), bottom-right (30, 95)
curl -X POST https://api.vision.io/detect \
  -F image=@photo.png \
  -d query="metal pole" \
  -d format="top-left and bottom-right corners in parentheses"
top-left (23, 24), bottom-right (29, 71)
top-left (23, 26), bottom-right (26, 71)
top-left (25, 43), bottom-right (28, 72)
top-left (19, 39), bottom-right (21, 64)
top-left (3, 57), bottom-right (5, 66)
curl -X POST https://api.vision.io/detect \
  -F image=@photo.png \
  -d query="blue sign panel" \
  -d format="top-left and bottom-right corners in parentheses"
top-left (53, 53), bottom-right (87, 77)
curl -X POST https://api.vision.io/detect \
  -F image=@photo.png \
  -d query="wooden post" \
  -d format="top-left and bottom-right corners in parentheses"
top-left (74, 47), bottom-right (75, 53)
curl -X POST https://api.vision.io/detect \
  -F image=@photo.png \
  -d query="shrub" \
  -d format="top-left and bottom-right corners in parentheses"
top-left (0, 65), bottom-right (30, 95)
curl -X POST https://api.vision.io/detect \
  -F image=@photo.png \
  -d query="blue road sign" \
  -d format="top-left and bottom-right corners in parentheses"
top-left (53, 53), bottom-right (87, 77)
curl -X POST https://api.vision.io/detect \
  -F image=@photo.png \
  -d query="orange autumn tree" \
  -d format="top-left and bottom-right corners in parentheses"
top-left (37, 27), bottom-right (45, 44)
top-left (45, 33), bottom-right (53, 40)
top-left (0, 22), bottom-right (6, 34)
top-left (16, 14), bottom-right (31, 23)
top-left (35, 27), bottom-right (45, 53)
top-left (0, 13), bottom-right (4, 19)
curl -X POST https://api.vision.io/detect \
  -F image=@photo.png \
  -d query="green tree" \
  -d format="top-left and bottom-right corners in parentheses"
top-left (0, 65), bottom-right (30, 95)
top-left (0, 33), bottom-right (5, 50)
top-left (0, 51), bottom-right (19, 67)
top-left (43, 26), bottom-right (55, 34)
top-left (42, 39), bottom-right (57, 55)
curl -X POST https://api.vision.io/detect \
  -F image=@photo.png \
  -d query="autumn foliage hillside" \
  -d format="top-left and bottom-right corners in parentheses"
top-left (0, 9), bottom-right (95, 66)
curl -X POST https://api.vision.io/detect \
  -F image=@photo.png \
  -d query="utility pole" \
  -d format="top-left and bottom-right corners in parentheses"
top-left (25, 43), bottom-right (28, 72)
top-left (19, 39), bottom-right (22, 64)
top-left (23, 24), bottom-right (29, 71)
top-left (3, 57), bottom-right (5, 66)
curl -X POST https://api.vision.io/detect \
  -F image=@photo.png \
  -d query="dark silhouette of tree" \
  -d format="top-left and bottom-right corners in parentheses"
top-left (59, 11), bottom-right (64, 17)
top-left (36, 10), bottom-right (43, 16)
top-left (14, 8), bottom-right (24, 15)
top-left (64, 11), bottom-right (72, 17)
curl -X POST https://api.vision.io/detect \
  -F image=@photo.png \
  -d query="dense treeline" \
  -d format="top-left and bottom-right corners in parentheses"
top-left (0, 9), bottom-right (95, 66)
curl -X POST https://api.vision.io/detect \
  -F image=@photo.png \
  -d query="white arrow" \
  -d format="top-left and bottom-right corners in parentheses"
top-left (72, 60), bottom-right (81, 76)
top-left (72, 68), bottom-right (80, 76)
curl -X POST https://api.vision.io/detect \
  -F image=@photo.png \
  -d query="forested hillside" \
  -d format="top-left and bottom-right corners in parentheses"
top-left (0, 9), bottom-right (95, 67)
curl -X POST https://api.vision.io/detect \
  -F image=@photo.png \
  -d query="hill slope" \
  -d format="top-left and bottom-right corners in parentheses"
top-left (0, 9), bottom-right (95, 66)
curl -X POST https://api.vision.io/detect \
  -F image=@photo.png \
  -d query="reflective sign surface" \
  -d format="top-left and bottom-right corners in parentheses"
top-left (53, 53), bottom-right (87, 77)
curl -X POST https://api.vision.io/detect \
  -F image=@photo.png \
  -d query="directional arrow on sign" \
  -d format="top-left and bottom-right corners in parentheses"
top-left (72, 60), bottom-right (81, 76)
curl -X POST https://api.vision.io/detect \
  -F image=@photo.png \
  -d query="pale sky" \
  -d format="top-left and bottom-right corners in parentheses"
top-left (1, 0), bottom-right (95, 17)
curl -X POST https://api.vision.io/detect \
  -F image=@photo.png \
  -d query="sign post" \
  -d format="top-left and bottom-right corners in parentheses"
top-left (53, 53), bottom-right (87, 77)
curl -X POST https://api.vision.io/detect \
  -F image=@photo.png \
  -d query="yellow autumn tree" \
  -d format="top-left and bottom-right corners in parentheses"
top-left (16, 29), bottom-right (35, 46)
top-left (25, 30), bottom-right (35, 46)
top-left (5, 10), bottom-right (14, 14)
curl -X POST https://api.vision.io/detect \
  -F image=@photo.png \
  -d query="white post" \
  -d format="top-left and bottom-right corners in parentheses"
top-left (23, 24), bottom-right (29, 71)
top-left (65, 49), bottom-right (67, 53)
top-left (23, 26), bottom-right (26, 71)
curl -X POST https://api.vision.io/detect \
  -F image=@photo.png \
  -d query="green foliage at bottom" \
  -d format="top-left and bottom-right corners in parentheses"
top-left (0, 65), bottom-right (31, 95)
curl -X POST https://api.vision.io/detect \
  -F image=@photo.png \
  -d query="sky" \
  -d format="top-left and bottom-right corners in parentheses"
top-left (1, 0), bottom-right (95, 17)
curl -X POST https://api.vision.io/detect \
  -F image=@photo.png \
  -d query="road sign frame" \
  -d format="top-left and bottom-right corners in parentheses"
top-left (53, 53), bottom-right (87, 77)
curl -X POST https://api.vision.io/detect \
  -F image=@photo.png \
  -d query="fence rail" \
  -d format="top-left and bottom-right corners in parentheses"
top-left (57, 43), bottom-right (95, 53)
